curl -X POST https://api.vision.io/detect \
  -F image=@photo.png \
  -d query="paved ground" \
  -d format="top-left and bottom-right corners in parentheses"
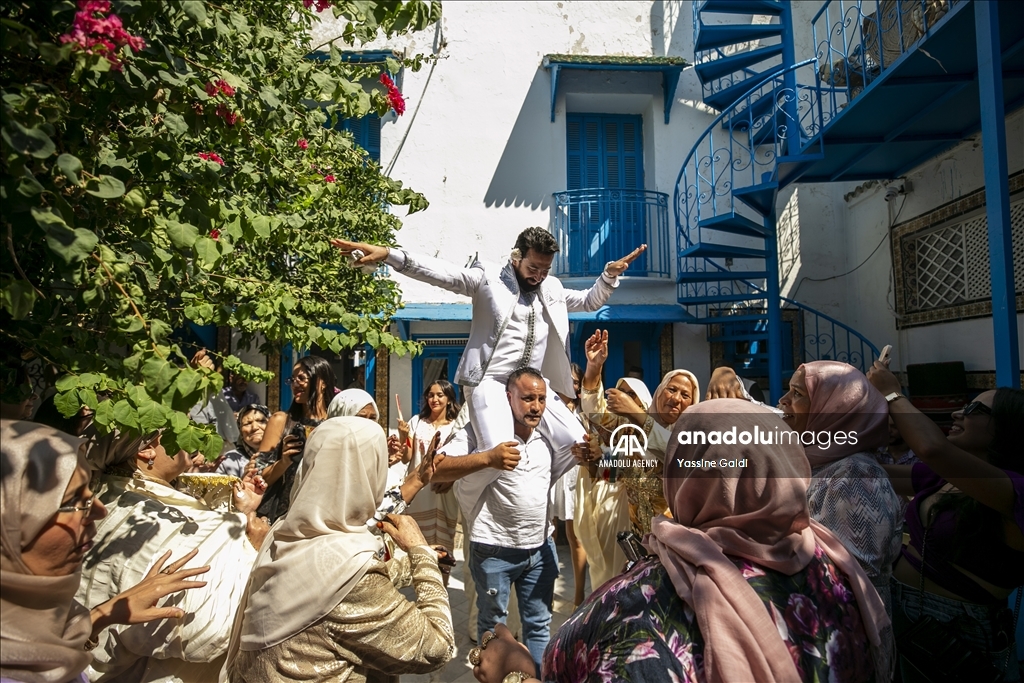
top-left (405, 525), bottom-right (587, 683)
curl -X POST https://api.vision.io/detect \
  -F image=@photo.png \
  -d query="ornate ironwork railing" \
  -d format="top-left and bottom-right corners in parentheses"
top-left (785, 297), bottom-right (880, 370)
top-left (812, 0), bottom-right (958, 125)
top-left (551, 188), bottom-right (671, 278)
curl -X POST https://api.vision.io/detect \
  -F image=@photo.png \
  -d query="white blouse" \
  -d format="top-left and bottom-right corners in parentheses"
top-left (77, 475), bottom-right (258, 683)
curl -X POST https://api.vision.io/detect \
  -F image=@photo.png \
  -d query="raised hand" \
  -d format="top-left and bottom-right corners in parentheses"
top-left (233, 472), bottom-right (267, 515)
top-left (706, 366), bottom-right (747, 401)
top-left (584, 329), bottom-right (609, 366)
top-left (604, 244), bottom-right (648, 277)
top-left (328, 238), bottom-right (390, 266)
top-left (605, 388), bottom-right (643, 416)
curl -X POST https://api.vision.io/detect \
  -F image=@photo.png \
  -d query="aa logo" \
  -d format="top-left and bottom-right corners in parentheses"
top-left (610, 423), bottom-right (648, 457)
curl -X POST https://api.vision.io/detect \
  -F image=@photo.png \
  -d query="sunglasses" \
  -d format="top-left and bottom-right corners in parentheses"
top-left (960, 401), bottom-right (993, 417)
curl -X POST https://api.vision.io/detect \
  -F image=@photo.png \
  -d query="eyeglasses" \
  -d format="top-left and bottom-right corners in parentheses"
top-left (57, 497), bottom-right (96, 515)
top-left (287, 375), bottom-right (310, 386)
top-left (960, 401), bottom-right (993, 417)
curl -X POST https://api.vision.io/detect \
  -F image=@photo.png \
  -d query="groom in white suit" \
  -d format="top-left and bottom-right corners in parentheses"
top-left (331, 227), bottom-right (645, 457)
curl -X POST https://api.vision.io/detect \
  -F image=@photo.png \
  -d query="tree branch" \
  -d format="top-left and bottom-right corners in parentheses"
top-left (6, 224), bottom-right (46, 299)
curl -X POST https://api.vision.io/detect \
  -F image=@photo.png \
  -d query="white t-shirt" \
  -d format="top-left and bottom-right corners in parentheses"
top-left (444, 425), bottom-right (566, 549)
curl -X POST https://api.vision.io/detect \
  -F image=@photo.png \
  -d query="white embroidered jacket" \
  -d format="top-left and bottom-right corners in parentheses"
top-left (392, 250), bottom-right (618, 397)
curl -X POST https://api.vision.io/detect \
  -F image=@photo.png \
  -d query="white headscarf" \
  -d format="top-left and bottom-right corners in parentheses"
top-left (652, 369), bottom-right (701, 427)
top-left (616, 377), bottom-right (653, 412)
top-left (327, 389), bottom-right (377, 418)
top-left (1, 420), bottom-right (93, 683)
top-left (234, 417), bottom-right (387, 651)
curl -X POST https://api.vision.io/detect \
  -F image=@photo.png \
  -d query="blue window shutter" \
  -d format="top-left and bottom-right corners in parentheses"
top-left (337, 115), bottom-right (381, 162)
top-left (566, 114), bottom-right (643, 190)
top-left (567, 118), bottom-right (582, 190)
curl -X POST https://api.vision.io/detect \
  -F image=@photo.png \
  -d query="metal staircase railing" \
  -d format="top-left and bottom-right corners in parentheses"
top-left (678, 1), bottom-right (885, 386)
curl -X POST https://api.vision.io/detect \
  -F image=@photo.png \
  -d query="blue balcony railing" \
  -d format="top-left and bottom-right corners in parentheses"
top-left (551, 188), bottom-right (671, 278)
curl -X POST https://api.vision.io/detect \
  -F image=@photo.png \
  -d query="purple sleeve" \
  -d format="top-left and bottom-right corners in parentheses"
top-left (910, 461), bottom-right (942, 494)
top-left (1006, 469), bottom-right (1024, 533)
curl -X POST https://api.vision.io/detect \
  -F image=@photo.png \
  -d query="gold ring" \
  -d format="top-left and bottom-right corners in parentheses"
top-left (480, 631), bottom-right (497, 649)
top-left (468, 647), bottom-right (482, 666)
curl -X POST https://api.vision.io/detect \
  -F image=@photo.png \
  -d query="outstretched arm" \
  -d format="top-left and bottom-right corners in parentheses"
top-left (330, 239), bottom-right (484, 297)
top-left (565, 245), bottom-right (647, 312)
top-left (867, 361), bottom-right (1016, 518)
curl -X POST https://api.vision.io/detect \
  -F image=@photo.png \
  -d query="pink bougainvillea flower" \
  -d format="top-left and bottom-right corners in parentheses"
top-left (315, 0), bottom-right (332, 11)
top-left (198, 152), bottom-right (225, 166)
top-left (215, 103), bottom-right (239, 126)
top-left (378, 73), bottom-right (405, 115)
top-left (297, 138), bottom-right (309, 150)
top-left (302, 0), bottom-right (314, 7)
top-left (323, 174), bottom-right (336, 183)
top-left (210, 229), bottom-right (220, 240)
top-left (205, 81), bottom-right (219, 97)
top-left (60, 0), bottom-right (146, 71)
top-left (216, 79), bottom-right (235, 96)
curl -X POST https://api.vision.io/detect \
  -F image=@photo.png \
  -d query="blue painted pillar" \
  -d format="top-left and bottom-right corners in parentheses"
top-left (765, 213), bottom-right (784, 403)
top-left (975, 0), bottom-right (1021, 389)
top-left (778, 0), bottom-right (800, 158)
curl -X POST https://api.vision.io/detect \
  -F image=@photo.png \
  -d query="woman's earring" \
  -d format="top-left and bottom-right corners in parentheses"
top-left (146, 458), bottom-right (155, 469)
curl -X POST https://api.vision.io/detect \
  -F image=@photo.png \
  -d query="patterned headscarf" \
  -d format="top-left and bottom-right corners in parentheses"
top-left (1, 420), bottom-right (93, 682)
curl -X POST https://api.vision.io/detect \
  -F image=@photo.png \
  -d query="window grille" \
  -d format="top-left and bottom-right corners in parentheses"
top-left (897, 192), bottom-right (1024, 326)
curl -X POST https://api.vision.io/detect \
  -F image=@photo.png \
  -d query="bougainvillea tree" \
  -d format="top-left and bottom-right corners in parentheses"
top-left (1, 0), bottom-right (440, 456)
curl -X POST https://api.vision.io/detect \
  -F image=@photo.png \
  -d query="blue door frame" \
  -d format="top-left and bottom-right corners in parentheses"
top-left (410, 337), bottom-right (467, 413)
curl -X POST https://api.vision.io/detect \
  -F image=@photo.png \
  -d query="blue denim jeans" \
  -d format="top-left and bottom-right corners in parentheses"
top-left (470, 538), bottom-right (559, 671)
top-left (892, 579), bottom-right (1020, 682)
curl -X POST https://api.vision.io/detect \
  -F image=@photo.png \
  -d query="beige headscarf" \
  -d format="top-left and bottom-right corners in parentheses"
top-left (1, 420), bottom-right (93, 683)
top-left (234, 416), bottom-right (387, 651)
top-left (83, 429), bottom-right (151, 474)
top-left (615, 377), bottom-right (652, 412)
top-left (652, 369), bottom-right (701, 427)
top-left (327, 389), bottom-right (377, 418)
top-left (801, 361), bottom-right (888, 467)
top-left (645, 400), bottom-right (889, 683)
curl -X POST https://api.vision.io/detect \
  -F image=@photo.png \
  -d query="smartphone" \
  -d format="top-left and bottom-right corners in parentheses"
top-left (878, 344), bottom-right (893, 365)
top-left (617, 531), bottom-right (648, 571)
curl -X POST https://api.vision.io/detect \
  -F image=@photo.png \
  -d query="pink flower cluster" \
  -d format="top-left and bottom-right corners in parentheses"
top-left (198, 152), bottom-right (224, 166)
top-left (205, 79), bottom-right (235, 98)
top-left (302, 0), bottom-right (333, 12)
top-left (323, 174), bottom-right (336, 183)
top-left (215, 103), bottom-right (240, 126)
top-left (297, 138), bottom-right (309, 150)
top-left (379, 74), bottom-right (406, 115)
top-left (60, 0), bottom-right (146, 71)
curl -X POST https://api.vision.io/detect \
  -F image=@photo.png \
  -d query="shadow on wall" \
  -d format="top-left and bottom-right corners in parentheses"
top-left (651, 0), bottom-right (691, 58)
top-left (483, 67), bottom-right (558, 211)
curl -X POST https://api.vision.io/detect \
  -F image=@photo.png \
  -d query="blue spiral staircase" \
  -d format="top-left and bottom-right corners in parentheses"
top-left (676, 0), bottom-right (1024, 400)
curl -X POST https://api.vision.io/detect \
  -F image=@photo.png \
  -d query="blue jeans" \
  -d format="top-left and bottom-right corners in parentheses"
top-left (470, 538), bottom-right (559, 671)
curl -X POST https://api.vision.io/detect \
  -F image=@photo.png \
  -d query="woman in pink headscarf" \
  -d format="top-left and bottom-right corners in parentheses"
top-left (470, 400), bottom-right (892, 683)
top-left (778, 361), bottom-right (902, 615)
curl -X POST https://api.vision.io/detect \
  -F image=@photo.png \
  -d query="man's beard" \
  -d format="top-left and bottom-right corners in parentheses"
top-left (514, 268), bottom-right (541, 293)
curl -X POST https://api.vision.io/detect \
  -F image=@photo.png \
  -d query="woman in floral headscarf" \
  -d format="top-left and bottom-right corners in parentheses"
top-left (471, 401), bottom-right (892, 683)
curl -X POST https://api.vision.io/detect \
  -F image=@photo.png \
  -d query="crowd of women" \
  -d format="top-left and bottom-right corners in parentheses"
top-left (2, 327), bottom-right (1022, 683)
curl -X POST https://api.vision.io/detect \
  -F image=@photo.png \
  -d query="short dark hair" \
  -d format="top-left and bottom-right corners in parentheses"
top-left (514, 227), bottom-right (559, 257)
top-left (506, 367), bottom-right (545, 391)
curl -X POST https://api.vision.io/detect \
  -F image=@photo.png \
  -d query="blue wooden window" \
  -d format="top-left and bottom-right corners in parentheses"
top-left (339, 115), bottom-right (381, 162)
top-left (565, 114), bottom-right (647, 271)
top-left (566, 114), bottom-right (644, 190)
top-left (410, 337), bottom-right (467, 414)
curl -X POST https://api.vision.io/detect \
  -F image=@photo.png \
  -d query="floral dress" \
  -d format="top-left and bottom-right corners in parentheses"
top-left (542, 549), bottom-right (875, 683)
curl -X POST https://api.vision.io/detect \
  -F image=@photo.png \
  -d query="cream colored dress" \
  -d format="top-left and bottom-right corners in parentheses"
top-left (404, 415), bottom-right (459, 549)
top-left (228, 546), bottom-right (454, 682)
top-left (77, 474), bottom-right (258, 683)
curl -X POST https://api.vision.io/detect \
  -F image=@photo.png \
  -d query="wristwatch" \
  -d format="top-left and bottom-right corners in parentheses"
top-left (884, 391), bottom-right (906, 404)
top-left (502, 673), bottom-right (532, 683)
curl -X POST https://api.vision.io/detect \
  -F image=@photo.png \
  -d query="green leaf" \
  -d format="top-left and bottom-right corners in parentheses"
top-left (181, 1), bottom-right (209, 25)
top-left (93, 399), bottom-right (114, 427)
top-left (112, 399), bottom-right (140, 431)
top-left (17, 174), bottom-right (44, 196)
top-left (1, 119), bottom-right (55, 159)
top-left (202, 432), bottom-right (224, 461)
top-left (54, 390), bottom-right (81, 418)
top-left (176, 425), bottom-right (205, 453)
top-left (141, 357), bottom-right (179, 394)
top-left (33, 207), bottom-right (97, 264)
top-left (194, 236), bottom-right (220, 267)
top-left (1, 279), bottom-right (37, 319)
top-left (56, 153), bottom-right (83, 185)
top-left (55, 374), bottom-right (81, 391)
top-left (163, 112), bottom-right (188, 136)
top-left (259, 86), bottom-right (281, 108)
top-left (85, 175), bottom-right (126, 199)
top-left (138, 399), bottom-right (168, 433)
top-left (38, 42), bottom-right (73, 64)
top-left (79, 388), bottom-right (98, 410)
top-left (164, 220), bottom-right (199, 249)
top-left (250, 214), bottom-right (270, 239)
top-left (123, 188), bottom-right (146, 214)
